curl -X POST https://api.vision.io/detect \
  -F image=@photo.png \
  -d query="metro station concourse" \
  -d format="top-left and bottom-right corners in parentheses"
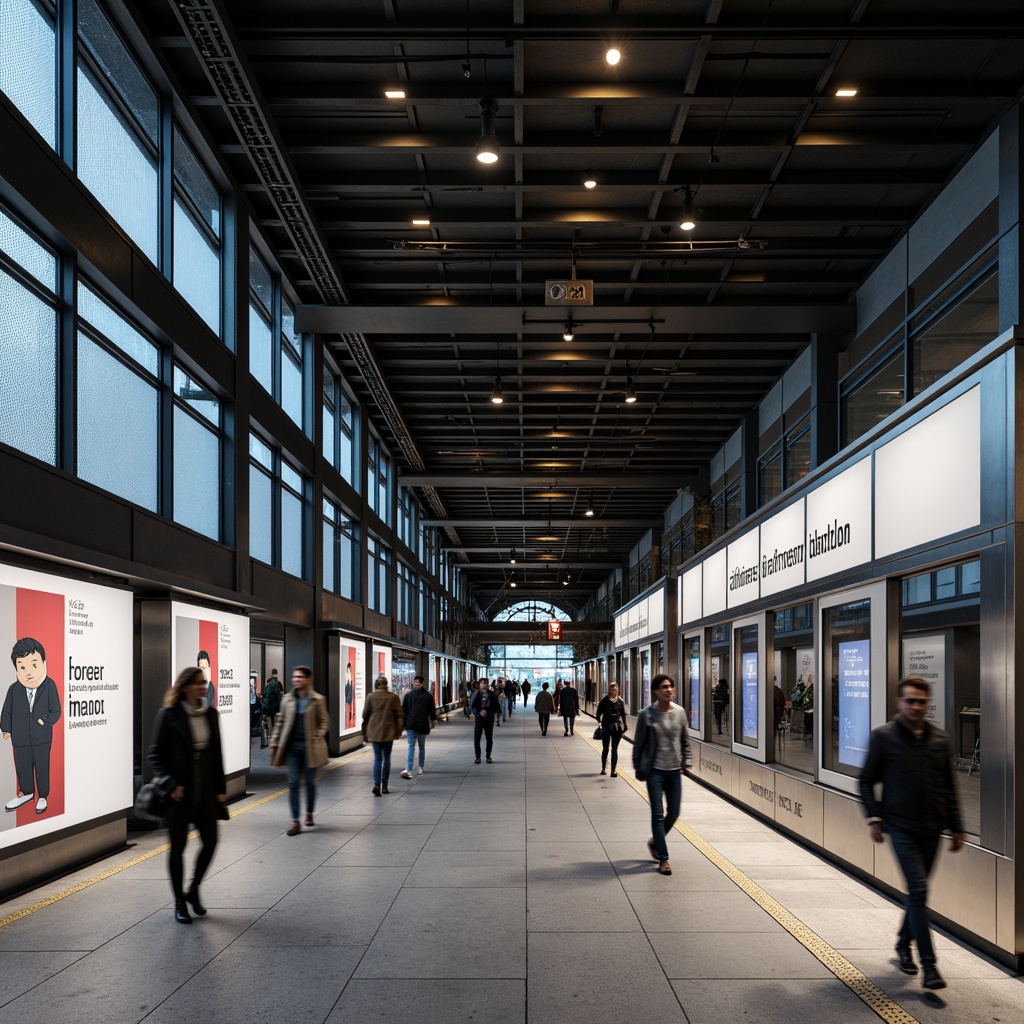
top-left (2, 2), bottom-right (1024, 1021)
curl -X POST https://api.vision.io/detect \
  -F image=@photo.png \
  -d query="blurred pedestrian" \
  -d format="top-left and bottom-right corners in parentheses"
top-left (470, 677), bottom-right (500, 763)
top-left (595, 682), bottom-right (627, 776)
top-left (560, 679), bottom-right (579, 736)
top-left (363, 676), bottom-right (403, 796)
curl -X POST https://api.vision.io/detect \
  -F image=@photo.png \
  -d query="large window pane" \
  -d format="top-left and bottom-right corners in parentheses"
top-left (173, 405), bottom-right (219, 538)
top-left (249, 465), bottom-right (272, 563)
top-left (281, 344), bottom-right (302, 426)
top-left (78, 282), bottom-right (158, 374)
top-left (0, 268), bottom-right (57, 464)
top-left (249, 305), bottom-right (272, 392)
top-left (77, 333), bottom-right (157, 508)
top-left (173, 197), bottom-right (220, 333)
top-left (840, 346), bottom-right (904, 447)
top-left (322, 516), bottom-right (335, 593)
top-left (0, 208), bottom-right (57, 291)
top-left (0, 0), bottom-right (57, 147)
top-left (280, 488), bottom-right (302, 577)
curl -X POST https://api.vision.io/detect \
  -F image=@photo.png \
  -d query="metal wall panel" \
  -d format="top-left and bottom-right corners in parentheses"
top-left (774, 773), bottom-right (824, 846)
top-left (734, 760), bottom-right (778, 821)
top-left (931, 840), bottom-right (998, 943)
top-left (823, 789), bottom-right (875, 874)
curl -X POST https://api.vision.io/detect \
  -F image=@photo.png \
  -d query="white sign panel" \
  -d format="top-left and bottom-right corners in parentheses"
top-left (805, 456), bottom-right (873, 582)
top-left (680, 565), bottom-right (702, 627)
top-left (0, 562), bottom-right (132, 850)
top-left (172, 602), bottom-right (251, 776)
top-left (727, 528), bottom-right (761, 609)
top-left (338, 635), bottom-right (367, 738)
top-left (760, 499), bottom-right (806, 597)
top-left (614, 588), bottom-right (665, 647)
top-left (901, 634), bottom-right (946, 730)
top-left (702, 548), bottom-right (728, 617)
top-left (876, 386), bottom-right (981, 558)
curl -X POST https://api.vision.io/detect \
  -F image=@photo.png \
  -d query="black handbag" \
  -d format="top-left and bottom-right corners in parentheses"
top-left (593, 725), bottom-right (603, 740)
top-left (135, 774), bottom-right (175, 821)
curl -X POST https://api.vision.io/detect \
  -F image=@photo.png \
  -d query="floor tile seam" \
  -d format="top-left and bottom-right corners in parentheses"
top-left (588, 737), bottom-right (924, 1024)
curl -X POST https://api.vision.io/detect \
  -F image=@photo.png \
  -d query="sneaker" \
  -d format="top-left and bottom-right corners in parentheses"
top-left (35, 797), bottom-right (48, 814)
top-left (287, 821), bottom-right (301, 836)
top-left (400, 770), bottom-right (413, 779)
top-left (418, 767), bottom-right (425, 776)
top-left (895, 942), bottom-right (918, 975)
top-left (305, 813), bottom-right (314, 828)
top-left (921, 965), bottom-right (946, 990)
top-left (610, 771), bottom-right (618, 777)
top-left (600, 767), bottom-right (607, 775)
top-left (486, 756), bottom-right (493, 763)
top-left (4, 794), bottom-right (32, 812)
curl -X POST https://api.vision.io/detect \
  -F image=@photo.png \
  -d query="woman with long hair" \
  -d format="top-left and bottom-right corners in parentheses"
top-left (595, 682), bottom-right (627, 776)
top-left (149, 666), bottom-right (226, 923)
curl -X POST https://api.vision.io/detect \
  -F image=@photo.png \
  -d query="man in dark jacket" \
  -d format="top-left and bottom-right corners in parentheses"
top-left (401, 674), bottom-right (437, 779)
top-left (858, 676), bottom-right (964, 991)
top-left (470, 678), bottom-right (500, 763)
top-left (559, 680), bottom-right (580, 735)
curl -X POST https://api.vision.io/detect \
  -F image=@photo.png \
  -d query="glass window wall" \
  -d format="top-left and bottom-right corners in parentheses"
top-left (840, 345), bottom-right (905, 447)
top-left (172, 367), bottom-right (221, 540)
top-left (0, 0), bottom-right (57, 147)
top-left (771, 601), bottom-right (814, 774)
top-left (709, 623), bottom-right (732, 745)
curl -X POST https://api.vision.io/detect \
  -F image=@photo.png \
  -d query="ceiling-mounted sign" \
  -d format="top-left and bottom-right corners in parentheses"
top-left (544, 280), bottom-right (594, 305)
top-left (547, 620), bottom-right (563, 641)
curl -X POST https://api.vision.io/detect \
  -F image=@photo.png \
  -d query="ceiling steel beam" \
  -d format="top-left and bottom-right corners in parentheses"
top-left (401, 473), bottom-right (693, 486)
top-left (422, 519), bottom-right (661, 527)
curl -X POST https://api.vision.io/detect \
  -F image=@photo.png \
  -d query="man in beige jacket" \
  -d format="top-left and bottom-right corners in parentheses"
top-left (270, 666), bottom-right (330, 835)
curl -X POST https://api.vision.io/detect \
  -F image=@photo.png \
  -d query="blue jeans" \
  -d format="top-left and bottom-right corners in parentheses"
top-left (406, 730), bottom-right (427, 772)
top-left (372, 740), bottom-right (394, 786)
top-left (285, 742), bottom-right (316, 822)
top-left (887, 826), bottom-right (941, 965)
top-left (646, 768), bottom-right (682, 861)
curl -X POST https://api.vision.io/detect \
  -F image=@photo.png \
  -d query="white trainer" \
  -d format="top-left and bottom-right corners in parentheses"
top-left (418, 767), bottom-right (425, 776)
top-left (400, 770), bottom-right (412, 779)
top-left (36, 797), bottom-right (47, 814)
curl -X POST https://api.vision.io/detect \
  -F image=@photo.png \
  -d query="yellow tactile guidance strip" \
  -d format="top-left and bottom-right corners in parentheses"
top-left (580, 731), bottom-right (920, 1024)
top-left (0, 751), bottom-right (369, 931)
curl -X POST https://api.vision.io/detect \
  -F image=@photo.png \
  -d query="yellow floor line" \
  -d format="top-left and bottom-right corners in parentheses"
top-left (0, 749), bottom-right (371, 931)
top-left (578, 730), bottom-right (920, 1024)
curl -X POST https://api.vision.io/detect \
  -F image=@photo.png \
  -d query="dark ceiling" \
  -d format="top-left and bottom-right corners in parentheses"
top-left (141, 0), bottom-right (1024, 616)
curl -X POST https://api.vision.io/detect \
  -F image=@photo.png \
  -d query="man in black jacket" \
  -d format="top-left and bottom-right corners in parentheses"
top-left (400, 674), bottom-right (437, 779)
top-left (470, 678), bottom-right (500, 763)
top-left (858, 676), bottom-right (964, 991)
top-left (559, 680), bottom-right (579, 735)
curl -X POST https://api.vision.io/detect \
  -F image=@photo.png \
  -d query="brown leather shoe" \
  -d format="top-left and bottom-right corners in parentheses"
top-left (647, 837), bottom-right (659, 861)
top-left (658, 860), bottom-right (672, 875)
top-left (287, 821), bottom-right (301, 836)
top-left (305, 813), bottom-right (314, 828)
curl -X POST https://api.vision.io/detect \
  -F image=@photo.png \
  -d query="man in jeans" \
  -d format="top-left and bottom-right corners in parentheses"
top-left (632, 674), bottom-right (692, 876)
top-left (470, 678), bottom-right (500, 763)
top-left (400, 674), bottom-right (437, 779)
top-left (859, 676), bottom-right (964, 991)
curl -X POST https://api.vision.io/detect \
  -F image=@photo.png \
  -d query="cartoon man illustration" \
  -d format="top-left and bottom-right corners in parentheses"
top-left (2, 638), bottom-right (62, 814)
top-left (197, 649), bottom-right (215, 706)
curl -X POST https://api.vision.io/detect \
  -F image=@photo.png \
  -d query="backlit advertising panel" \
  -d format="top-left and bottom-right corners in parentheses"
top-left (372, 644), bottom-right (392, 688)
top-left (689, 654), bottom-right (700, 732)
top-left (838, 640), bottom-right (870, 768)
top-left (171, 602), bottom-right (250, 776)
top-left (741, 651), bottom-right (758, 744)
top-left (0, 562), bottom-right (132, 850)
top-left (339, 635), bottom-right (366, 738)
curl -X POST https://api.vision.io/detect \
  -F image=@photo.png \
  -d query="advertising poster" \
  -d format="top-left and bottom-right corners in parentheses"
top-left (640, 648), bottom-right (651, 711)
top-left (741, 652), bottom-right (759, 744)
top-left (372, 644), bottom-right (392, 688)
top-left (838, 639), bottom-right (871, 767)
top-left (0, 562), bottom-right (132, 850)
top-left (339, 635), bottom-right (366, 737)
top-left (172, 602), bottom-right (250, 776)
top-left (689, 655), bottom-right (700, 732)
top-left (901, 634), bottom-right (946, 729)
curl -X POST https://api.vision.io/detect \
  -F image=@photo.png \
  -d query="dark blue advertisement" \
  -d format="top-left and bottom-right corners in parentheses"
top-left (689, 656), bottom-right (700, 731)
top-left (838, 639), bottom-right (870, 767)
top-left (741, 652), bottom-right (758, 744)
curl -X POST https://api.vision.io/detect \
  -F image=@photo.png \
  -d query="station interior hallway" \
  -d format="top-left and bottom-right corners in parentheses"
top-left (0, 708), bottom-right (1019, 1024)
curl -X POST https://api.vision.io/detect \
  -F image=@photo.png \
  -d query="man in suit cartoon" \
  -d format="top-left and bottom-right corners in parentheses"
top-left (198, 649), bottom-right (215, 706)
top-left (2, 638), bottom-right (62, 814)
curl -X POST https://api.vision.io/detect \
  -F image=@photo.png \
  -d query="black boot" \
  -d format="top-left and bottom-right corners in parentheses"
top-left (174, 899), bottom-right (193, 924)
top-left (186, 887), bottom-right (207, 916)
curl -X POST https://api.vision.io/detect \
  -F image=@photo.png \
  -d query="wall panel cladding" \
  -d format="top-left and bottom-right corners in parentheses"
top-left (250, 560), bottom-right (314, 625)
top-left (132, 510), bottom-right (235, 589)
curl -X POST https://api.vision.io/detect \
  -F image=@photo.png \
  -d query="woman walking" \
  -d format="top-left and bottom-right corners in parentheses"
top-left (632, 674), bottom-right (692, 876)
top-left (595, 682), bottom-right (627, 776)
top-left (270, 666), bottom-right (330, 835)
top-left (533, 681), bottom-right (554, 736)
top-left (149, 666), bottom-right (227, 924)
top-left (363, 676), bottom-right (403, 795)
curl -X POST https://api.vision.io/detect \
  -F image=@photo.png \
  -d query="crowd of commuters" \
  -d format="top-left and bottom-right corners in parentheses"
top-left (148, 662), bottom-right (968, 995)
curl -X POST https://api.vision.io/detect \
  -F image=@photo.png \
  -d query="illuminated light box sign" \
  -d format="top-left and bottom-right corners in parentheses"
top-left (727, 529), bottom-right (761, 610)
top-left (838, 639), bottom-right (871, 768)
top-left (741, 651), bottom-right (759, 744)
top-left (680, 565), bottom-right (702, 627)
top-left (0, 562), bottom-right (132, 851)
top-left (805, 457), bottom-right (872, 582)
top-left (171, 603), bottom-right (250, 776)
top-left (372, 645), bottom-right (392, 687)
top-left (614, 588), bottom-right (665, 649)
top-left (339, 636), bottom-right (366, 738)
top-left (759, 500), bottom-right (806, 598)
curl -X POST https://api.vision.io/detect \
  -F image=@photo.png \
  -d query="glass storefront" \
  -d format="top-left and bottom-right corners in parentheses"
top-left (709, 623), bottom-right (731, 745)
top-left (771, 601), bottom-right (814, 775)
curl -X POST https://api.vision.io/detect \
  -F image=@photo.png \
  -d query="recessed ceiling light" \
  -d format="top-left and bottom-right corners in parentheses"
top-left (835, 88), bottom-right (858, 98)
top-left (412, 218), bottom-right (431, 226)
top-left (605, 47), bottom-right (621, 66)
top-left (583, 177), bottom-right (597, 189)
top-left (385, 89), bottom-right (406, 99)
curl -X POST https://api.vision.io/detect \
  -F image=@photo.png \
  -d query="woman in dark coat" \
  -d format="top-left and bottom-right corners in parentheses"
top-left (595, 682), bottom-right (627, 776)
top-left (149, 666), bottom-right (227, 924)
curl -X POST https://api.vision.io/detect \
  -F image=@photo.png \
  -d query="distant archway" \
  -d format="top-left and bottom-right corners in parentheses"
top-left (489, 601), bottom-right (574, 683)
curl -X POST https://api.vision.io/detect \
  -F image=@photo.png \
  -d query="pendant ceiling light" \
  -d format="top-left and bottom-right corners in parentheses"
top-left (475, 97), bottom-right (500, 164)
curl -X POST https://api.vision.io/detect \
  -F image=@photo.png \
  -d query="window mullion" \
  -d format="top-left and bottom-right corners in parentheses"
top-left (59, 253), bottom-right (76, 473)
top-left (58, 0), bottom-right (75, 163)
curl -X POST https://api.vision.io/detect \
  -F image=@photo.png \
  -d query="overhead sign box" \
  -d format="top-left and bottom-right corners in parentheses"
top-left (544, 280), bottom-right (594, 305)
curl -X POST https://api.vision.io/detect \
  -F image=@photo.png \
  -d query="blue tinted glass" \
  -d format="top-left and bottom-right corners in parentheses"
top-left (321, 400), bottom-right (335, 465)
top-left (280, 488), bottom-right (303, 577)
top-left (249, 247), bottom-right (272, 313)
top-left (281, 344), bottom-right (302, 426)
top-left (173, 127), bottom-right (219, 236)
top-left (77, 332), bottom-right (158, 509)
top-left (249, 464), bottom-right (272, 563)
top-left (78, 282), bottom-right (158, 375)
top-left (280, 459), bottom-right (302, 493)
top-left (248, 432), bottom-right (272, 468)
top-left (173, 367), bottom-right (219, 426)
top-left (322, 519), bottom-right (335, 593)
top-left (173, 197), bottom-right (220, 333)
top-left (173, 405), bottom-right (220, 539)
top-left (0, 207), bottom-right (57, 292)
top-left (77, 65), bottom-right (158, 262)
top-left (249, 304), bottom-right (272, 392)
top-left (0, 267), bottom-right (57, 464)
top-left (0, 1), bottom-right (56, 147)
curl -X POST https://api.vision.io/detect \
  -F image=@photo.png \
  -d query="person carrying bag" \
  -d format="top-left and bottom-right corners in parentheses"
top-left (595, 682), bottom-right (628, 777)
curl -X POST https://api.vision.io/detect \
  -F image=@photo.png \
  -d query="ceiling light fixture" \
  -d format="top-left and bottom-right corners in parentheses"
top-left (680, 186), bottom-right (697, 231)
top-left (384, 89), bottom-right (406, 99)
top-left (490, 339), bottom-right (504, 403)
top-left (835, 87), bottom-right (858, 97)
top-left (412, 218), bottom-right (431, 226)
top-left (625, 381), bottom-right (638, 404)
top-left (475, 97), bottom-right (500, 164)
top-left (605, 47), bottom-right (621, 66)
top-left (583, 175), bottom-right (597, 189)
top-left (584, 490), bottom-right (595, 517)
top-left (509, 549), bottom-right (517, 565)
top-left (562, 315), bottom-right (575, 342)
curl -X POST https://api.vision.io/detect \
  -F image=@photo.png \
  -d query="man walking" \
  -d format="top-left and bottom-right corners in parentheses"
top-left (401, 674), bottom-right (437, 779)
top-left (632, 674), bottom-right (692, 876)
top-left (533, 681), bottom-right (553, 735)
top-left (521, 679), bottom-right (532, 706)
top-left (858, 676), bottom-right (964, 991)
top-left (470, 677), bottom-right (500, 763)
top-left (560, 679), bottom-right (579, 735)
